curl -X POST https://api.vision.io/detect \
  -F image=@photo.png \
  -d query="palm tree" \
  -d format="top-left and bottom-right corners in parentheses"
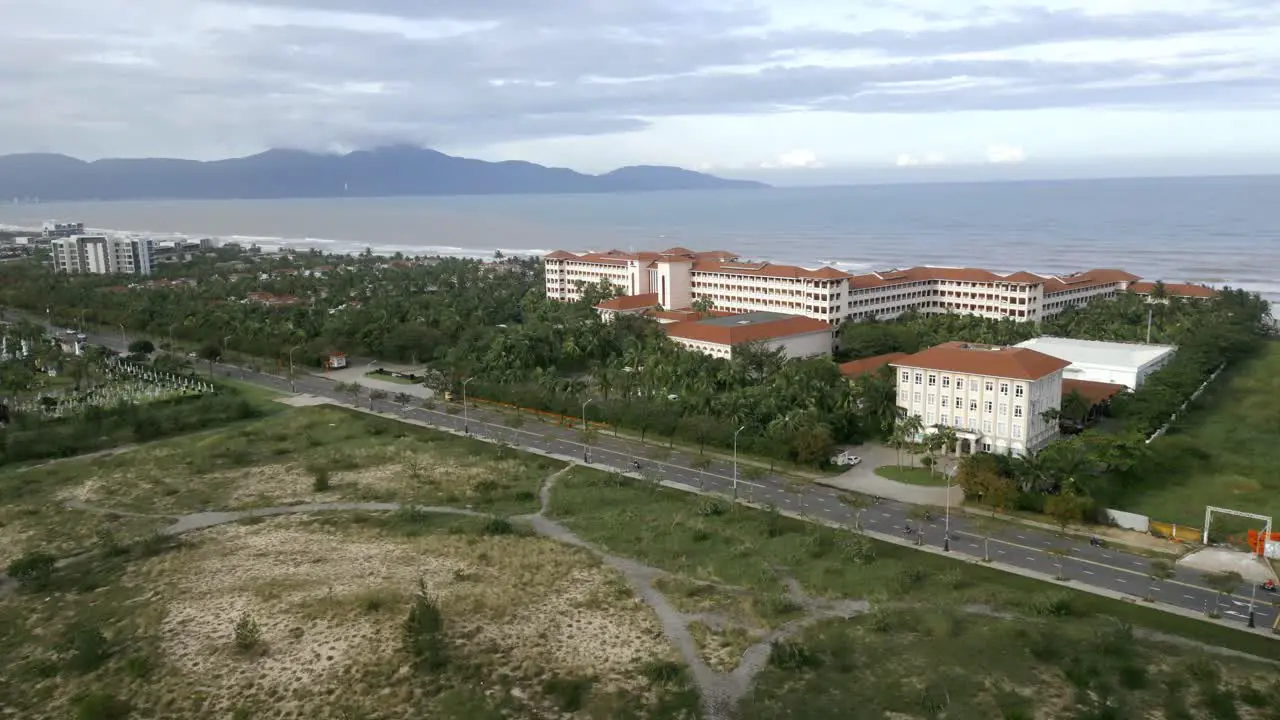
top-left (1145, 560), bottom-right (1175, 602)
top-left (898, 414), bottom-right (924, 468)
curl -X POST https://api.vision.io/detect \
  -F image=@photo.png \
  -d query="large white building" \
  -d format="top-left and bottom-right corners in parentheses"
top-left (891, 342), bottom-right (1070, 456)
top-left (51, 235), bottom-right (153, 276)
top-left (544, 247), bottom-right (1143, 326)
top-left (1012, 336), bottom-right (1176, 391)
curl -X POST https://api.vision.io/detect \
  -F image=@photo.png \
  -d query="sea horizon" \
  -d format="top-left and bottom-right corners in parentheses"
top-left (3, 174), bottom-right (1278, 305)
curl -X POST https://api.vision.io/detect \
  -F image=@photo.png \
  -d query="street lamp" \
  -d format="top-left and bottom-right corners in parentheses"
top-left (462, 377), bottom-right (474, 434)
top-left (288, 345), bottom-right (301, 393)
top-left (1248, 581), bottom-right (1258, 628)
top-left (581, 398), bottom-right (594, 462)
top-left (733, 425), bottom-right (745, 501)
top-left (944, 469), bottom-right (952, 552)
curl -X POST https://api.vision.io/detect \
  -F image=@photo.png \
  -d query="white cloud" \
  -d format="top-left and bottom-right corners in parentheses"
top-left (986, 144), bottom-right (1029, 164)
top-left (760, 149), bottom-right (823, 169)
top-left (895, 152), bottom-right (948, 167)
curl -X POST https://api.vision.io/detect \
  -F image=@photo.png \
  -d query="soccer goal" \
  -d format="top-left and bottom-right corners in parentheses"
top-left (1203, 506), bottom-right (1272, 554)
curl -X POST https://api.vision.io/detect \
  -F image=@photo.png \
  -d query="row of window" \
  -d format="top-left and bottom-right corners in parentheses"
top-left (903, 391), bottom-right (1027, 417)
top-left (903, 371), bottom-right (1026, 397)
top-left (924, 412), bottom-right (1024, 439)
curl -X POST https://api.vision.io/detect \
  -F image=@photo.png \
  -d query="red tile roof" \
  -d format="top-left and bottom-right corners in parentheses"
top-left (1128, 281), bottom-right (1217, 299)
top-left (691, 259), bottom-right (851, 281)
top-left (1041, 269), bottom-right (1139, 294)
top-left (891, 341), bottom-right (1071, 381)
top-left (595, 293), bottom-right (660, 311)
top-left (839, 352), bottom-right (908, 378)
top-left (664, 315), bottom-right (832, 346)
top-left (1062, 378), bottom-right (1127, 405)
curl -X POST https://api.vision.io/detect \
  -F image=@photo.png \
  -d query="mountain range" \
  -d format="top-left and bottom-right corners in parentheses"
top-left (0, 145), bottom-right (766, 201)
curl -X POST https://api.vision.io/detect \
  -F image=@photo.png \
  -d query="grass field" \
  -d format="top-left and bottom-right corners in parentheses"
top-left (7, 404), bottom-right (1280, 720)
top-left (1123, 341), bottom-right (1280, 526)
top-left (874, 464), bottom-right (950, 486)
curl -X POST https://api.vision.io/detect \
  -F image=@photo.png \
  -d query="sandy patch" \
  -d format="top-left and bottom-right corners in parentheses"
top-left (1178, 547), bottom-right (1275, 583)
top-left (149, 516), bottom-right (669, 717)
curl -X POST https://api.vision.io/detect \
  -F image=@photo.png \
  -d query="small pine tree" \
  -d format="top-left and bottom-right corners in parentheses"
top-left (403, 577), bottom-right (447, 670)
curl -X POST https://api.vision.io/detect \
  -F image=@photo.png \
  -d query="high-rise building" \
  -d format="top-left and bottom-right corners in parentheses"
top-left (51, 235), bottom-right (153, 276)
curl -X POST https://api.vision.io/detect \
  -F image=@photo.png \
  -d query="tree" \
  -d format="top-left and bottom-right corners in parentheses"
top-left (897, 414), bottom-right (924, 467)
top-left (1145, 559), bottom-right (1175, 602)
top-left (368, 388), bottom-right (389, 410)
top-left (1202, 571), bottom-right (1243, 617)
top-left (197, 342), bottom-right (220, 377)
top-left (394, 392), bottom-right (413, 413)
top-left (1044, 493), bottom-right (1091, 534)
top-left (126, 339), bottom-right (155, 355)
top-left (404, 576), bottom-right (448, 670)
top-left (690, 297), bottom-right (715, 317)
top-left (955, 456), bottom-right (1016, 511)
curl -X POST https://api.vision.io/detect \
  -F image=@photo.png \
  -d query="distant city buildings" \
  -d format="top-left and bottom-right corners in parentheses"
top-left (42, 220), bottom-right (85, 238)
top-left (51, 235), bottom-right (153, 276)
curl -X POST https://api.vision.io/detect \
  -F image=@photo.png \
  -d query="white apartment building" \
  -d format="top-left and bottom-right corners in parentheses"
top-left (662, 311), bottom-right (834, 360)
top-left (51, 235), bottom-right (153, 276)
top-left (545, 248), bottom-right (1140, 325)
top-left (890, 341), bottom-right (1070, 457)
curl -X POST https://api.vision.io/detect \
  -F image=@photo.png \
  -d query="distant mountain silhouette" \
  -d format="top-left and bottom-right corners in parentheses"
top-left (0, 145), bottom-right (767, 201)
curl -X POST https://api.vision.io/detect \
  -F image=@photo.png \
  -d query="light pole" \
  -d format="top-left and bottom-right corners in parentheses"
top-left (581, 398), bottom-right (594, 463)
top-left (944, 470), bottom-right (952, 552)
top-left (733, 425), bottom-right (745, 501)
top-left (462, 377), bottom-right (473, 434)
top-left (1248, 582), bottom-right (1257, 628)
top-left (118, 323), bottom-right (127, 348)
top-left (288, 345), bottom-right (301, 393)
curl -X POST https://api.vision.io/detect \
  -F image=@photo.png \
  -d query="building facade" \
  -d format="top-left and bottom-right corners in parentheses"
top-left (42, 221), bottom-right (85, 238)
top-left (662, 312), bottom-right (834, 360)
top-left (890, 342), bottom-right (1070, 457)
top-left (545, 247), bottom-right (1145, 326)
top-left (51, 235), bottom-right (153, 276)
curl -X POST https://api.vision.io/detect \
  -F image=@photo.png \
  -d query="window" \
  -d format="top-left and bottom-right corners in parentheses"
top-left (927, 393), bottom-right (935, 405)
top-left (1014, 384), bottom-right (1025, 398)
top-left (998, 422), bottom-right (1007, 436)
top-left (913, 392), bottom-right (921, 402)
top-left (982, 442), bottom-right (992, 452)
top-left (1014, 406), bottom-right (1024, 418)
top-left (954, 397), bottom-right (963, 409)
top-left (899, 389), bottom-right (908, 402)
top-left (915, 373), bottom-right (923, 384)
top-left (968, 417), bottom-right (977, 429)
top-left (941, 376), bottom-right (950, 388)
top-left (983, 420), bottom-right (992, 433)
top-left (900, 371), bottom-right (909, 382)
top-left (940, 414), bottom-right (948, 426)
top-left (956, 378), bottom-right (965, 391)
top-left (985, 381), bottom-right (994, 392)
top-left (969, 400), bottom-right (978, 411)
top-left (984, 401), bottom-right (993, 413)
top-left (1000, 403), bottom-right (1009, 415)
top-left (1013, 424), bottom-right (1022, 438)
top-left (927, 412), bottom-right (935, 423)
top-left (928, 374), bottom-right (937, 387)
top-left (999, 383), bottom-right (1009, 395)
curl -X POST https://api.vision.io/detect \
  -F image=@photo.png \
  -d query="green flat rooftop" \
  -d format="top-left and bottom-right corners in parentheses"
top-left (698, 311), bottom-right (794, 326)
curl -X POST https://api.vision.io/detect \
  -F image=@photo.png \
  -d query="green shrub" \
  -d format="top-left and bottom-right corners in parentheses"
top-left (233, 613), bottom-right (262, 651)
top-left (311, 466), bottom-right (331, 492)
top-left (541, 676), bottom-right (594, 712)
top-left (481, 516), bottom-right (514, 535)
top-left (768, 640), bottom-right (822, 671)
top-left (7, 550), bottom-right (56, 589)
top-left (62, 625), bottom-right (111, 673)
top-left (73, 692), bottom-right (132, 720)
top-left (641, 660), bottom-right (685, 685)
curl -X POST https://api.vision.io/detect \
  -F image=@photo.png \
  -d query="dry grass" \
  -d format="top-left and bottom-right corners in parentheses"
top-left (0, 505), bottom-right (168, 567)
top-left (687, 621), bottom-right (759, 673)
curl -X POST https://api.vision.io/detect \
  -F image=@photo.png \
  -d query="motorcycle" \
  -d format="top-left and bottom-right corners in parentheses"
top-left (1089, 537), bottom-right (1104, 548)
top-left (1262, 581), bottom-right (1277, 594)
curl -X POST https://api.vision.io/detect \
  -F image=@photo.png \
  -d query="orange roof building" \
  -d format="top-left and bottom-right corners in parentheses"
top-left (547, 247), bottom-right (1152, 327)
top-left (661, 311), bottom-right (834, 361)
top-left (1128, 281), bottom-right (1218, 300)
top-left (838, 352), bottom-right (908, 378)
top-left (890, 342), bottom-right (1071, 457)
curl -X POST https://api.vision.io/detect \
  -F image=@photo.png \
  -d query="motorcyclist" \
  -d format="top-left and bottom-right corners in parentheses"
top-left (1264, 579), bottom-right (1277, 592)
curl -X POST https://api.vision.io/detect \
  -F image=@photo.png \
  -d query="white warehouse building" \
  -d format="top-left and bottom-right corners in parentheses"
top-left (1012, 336), bottom-right (1176, 391)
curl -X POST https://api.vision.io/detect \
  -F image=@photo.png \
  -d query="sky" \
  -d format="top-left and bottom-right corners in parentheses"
top-left (2, 0), bottom-right (1279, 184)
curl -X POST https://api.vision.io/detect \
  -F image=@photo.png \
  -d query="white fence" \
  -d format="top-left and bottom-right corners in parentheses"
top-left (1145, 363), bottom-right (1225, 443)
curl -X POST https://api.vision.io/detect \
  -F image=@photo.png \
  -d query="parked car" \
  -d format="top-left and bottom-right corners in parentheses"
top-left (830, 451), bottom-right (862, 467)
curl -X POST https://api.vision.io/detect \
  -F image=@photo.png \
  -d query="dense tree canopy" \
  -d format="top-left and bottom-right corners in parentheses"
top-left (1, 250), bottom-right (1271, 476)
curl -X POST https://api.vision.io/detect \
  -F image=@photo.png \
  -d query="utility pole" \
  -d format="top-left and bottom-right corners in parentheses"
top-left (1146, 306), bottom-right (1153, 344)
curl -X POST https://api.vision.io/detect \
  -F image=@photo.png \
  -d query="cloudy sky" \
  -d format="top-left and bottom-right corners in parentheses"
top-left (3, 0), bottom-right (1278, 183)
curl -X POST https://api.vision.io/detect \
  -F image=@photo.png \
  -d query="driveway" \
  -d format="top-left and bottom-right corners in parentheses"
top-left (817, 443), bottom-right (964, 507)
top-left (322, 362), bottom-right (434, 399)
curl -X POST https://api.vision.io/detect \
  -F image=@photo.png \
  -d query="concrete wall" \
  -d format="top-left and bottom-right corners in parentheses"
top-left (1104, 508), bottom-right (1151, 533)
top-left (764, 331), bottom-right (833, 359)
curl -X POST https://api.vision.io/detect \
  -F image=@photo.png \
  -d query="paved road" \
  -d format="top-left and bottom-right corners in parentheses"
top-left (36, 320), bottom-right (1280, 635)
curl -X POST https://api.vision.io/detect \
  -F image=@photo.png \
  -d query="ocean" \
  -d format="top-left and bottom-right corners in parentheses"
top-left (3, 175), bottom-right (1278, 305)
